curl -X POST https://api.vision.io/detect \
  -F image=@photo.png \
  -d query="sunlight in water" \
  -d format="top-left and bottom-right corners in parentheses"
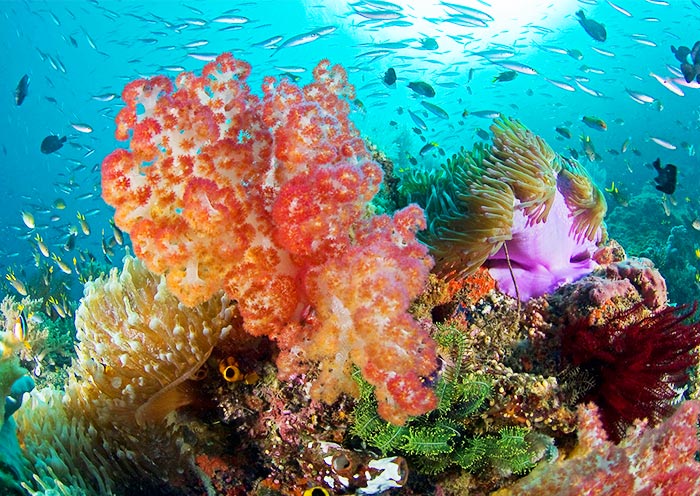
top-left (312, 0), bottom-right (584, 55)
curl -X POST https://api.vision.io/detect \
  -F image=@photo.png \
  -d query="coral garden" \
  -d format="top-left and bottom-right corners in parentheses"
top-left (1, 53), bottom-right (700, 496)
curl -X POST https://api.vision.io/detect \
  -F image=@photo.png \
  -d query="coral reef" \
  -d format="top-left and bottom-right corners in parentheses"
top-left (350, 325), bottom-right (542, 479)
top-left (560, 302), bottom-right (700, 442)
top-left (101, 53), bottom-right (438, 424)
top-left (605, 188), bottom-right (700, 307)
top-left (5, 50), bottom-right (698, 496)
top-left (495, 400), bottom-right (700, 495)
top-left (0, 327), bottom-right (33, 495)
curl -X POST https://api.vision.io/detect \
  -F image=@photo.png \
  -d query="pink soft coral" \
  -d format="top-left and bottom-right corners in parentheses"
top-left (102, 53), bottom-right (437, 424)
top-left (497, 400), bottom-right (700, 496)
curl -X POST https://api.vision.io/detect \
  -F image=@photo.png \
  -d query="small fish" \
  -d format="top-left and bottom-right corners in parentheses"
top-left (441, 2), bottom-right (493, 22)
top-left (582, 115), bottom-right (607, 131)
top-left (13, 309), bottom-right (28, 343)
top-left (475, 128), bottom-right (490, 140)
top-left (71, 122), bottom-right (93, 133)
top-left (5, 270), bottom-right (28, 296)
top-left (576, 10), bottom-right (607, 42)
top-left (64, 231), bottom-right (77, 252)
top-left (650, 136), bottom-right (677, 150)
top-left (353, 8), bottom-right (403, 20)
top-left (77, 212), bottom-right (90, 235)
top-left (48, 296), bottom-right (67, 319)
top-left (606, 0), bottom-right (632, 17)
top-left (275, 31), bottom-right (320, 51)
top-left (15, 74), bottom-right (30, 106)
top-left (40, 135), bottom-right (66, 154)
top-left (51, 254), bottom-right (72, 275)
top-left (567, 49), bottom-right (584, 60)
top-left (382, 67), bottom-right (397, 87)
top-left (101, 229), bottom-right (115, 259)
top-left (621, 137), bottom-right (631, 153)
top-left (591, 46), bottom-right (615, 57)
top-left (580, 135), bottom-right (598, 161)
top-left (495, 61), bottom-right (537, 75)
top-left (21, 211), bottom-right (35, 229)
top-left (575, 80), bottom-right (604, 97)
top-left (407, 109), bottom-right (427, 130)
top-left (692, 219), bottom-right (700, 231)
top-left (649, 72), bottom-right (685, 97)
top-left (473, 48), bottom-right (516, 60)
top-left (419, 142), bottom-right (439, 156)
top-left (463, 109), bottom-right (502, 119)
top-left (604, 181), bottom-right (629, 207)
top-left (212, 15), bottom-right (249, 24)
top-left (407, 81), bottom-right (435, 97)
top-left (253, 35), bottom-right (284, 48)
top-left (420, 100), bottom-right (449, 119)
top-left (35, 233), bottom-right (49, 257)
top-left (110, 219), bottom-right (124, 245)
top-left (493, 70), bottom-right (517, 82)
top-left (625, 88), bottom-right (655, 104)
top-left (555, 126), bottom-right (572, 139)
top-left (652, 158), bottom-right (677, 194)
top-left (419, 37), bottom-right (438, 50)
top-left (546, 78), bottom-right (576, 92)
top-left (188, 52), bottom-right (218, 62)
top-left (580, 64), bottom-right (605, 74)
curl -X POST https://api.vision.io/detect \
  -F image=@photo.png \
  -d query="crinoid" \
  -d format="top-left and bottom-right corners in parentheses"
top-left (561, 302), bottom-right (700, 442)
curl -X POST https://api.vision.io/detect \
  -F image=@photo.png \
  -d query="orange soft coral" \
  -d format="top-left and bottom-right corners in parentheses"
top-left (102, 53), bottom-right (438, 424)
top-left (297, 206), bottom-right (437, 424)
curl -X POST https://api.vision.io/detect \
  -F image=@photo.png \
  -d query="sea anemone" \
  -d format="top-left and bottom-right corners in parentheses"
top-left (423, 148), bottom-right (514, 279)
top-left (484, 117), bottom-right (561, 225)
top-left (560, 301), bottom-right (700, 442)
top-left (400, 117), bottom-right (605, 300)
top-left (556, 158), bottom-right (607, 243)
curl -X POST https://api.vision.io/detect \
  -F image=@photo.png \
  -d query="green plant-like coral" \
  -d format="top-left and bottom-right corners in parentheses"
top-left (350, 324), bottom-right (538, 477)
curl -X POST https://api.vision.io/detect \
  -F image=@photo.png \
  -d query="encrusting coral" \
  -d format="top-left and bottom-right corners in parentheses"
top-left (101, 53), bottom-right (438, 425)
top-left (494, 400), bottom-right (700, 495)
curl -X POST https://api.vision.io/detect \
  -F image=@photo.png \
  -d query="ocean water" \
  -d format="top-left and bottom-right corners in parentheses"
top-left (1, 0), bottom-right (699, 303)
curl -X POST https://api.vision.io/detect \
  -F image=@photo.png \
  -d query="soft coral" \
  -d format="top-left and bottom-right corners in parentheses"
top-left (561, 301), bottom-right (700, 442)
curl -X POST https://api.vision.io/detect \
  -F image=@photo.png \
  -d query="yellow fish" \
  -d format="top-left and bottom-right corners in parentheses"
top-left (35, 233), bottom-right (50, 258)
top-left (77, 212), bottom-right (90, 236)
top-left (5, 269), bottom-right (28, 296)
top-left (13, 308), bottom-right (27, 343)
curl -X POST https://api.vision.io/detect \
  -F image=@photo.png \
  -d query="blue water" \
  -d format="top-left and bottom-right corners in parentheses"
top-left (2, 0), bottom-right (699, 304)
